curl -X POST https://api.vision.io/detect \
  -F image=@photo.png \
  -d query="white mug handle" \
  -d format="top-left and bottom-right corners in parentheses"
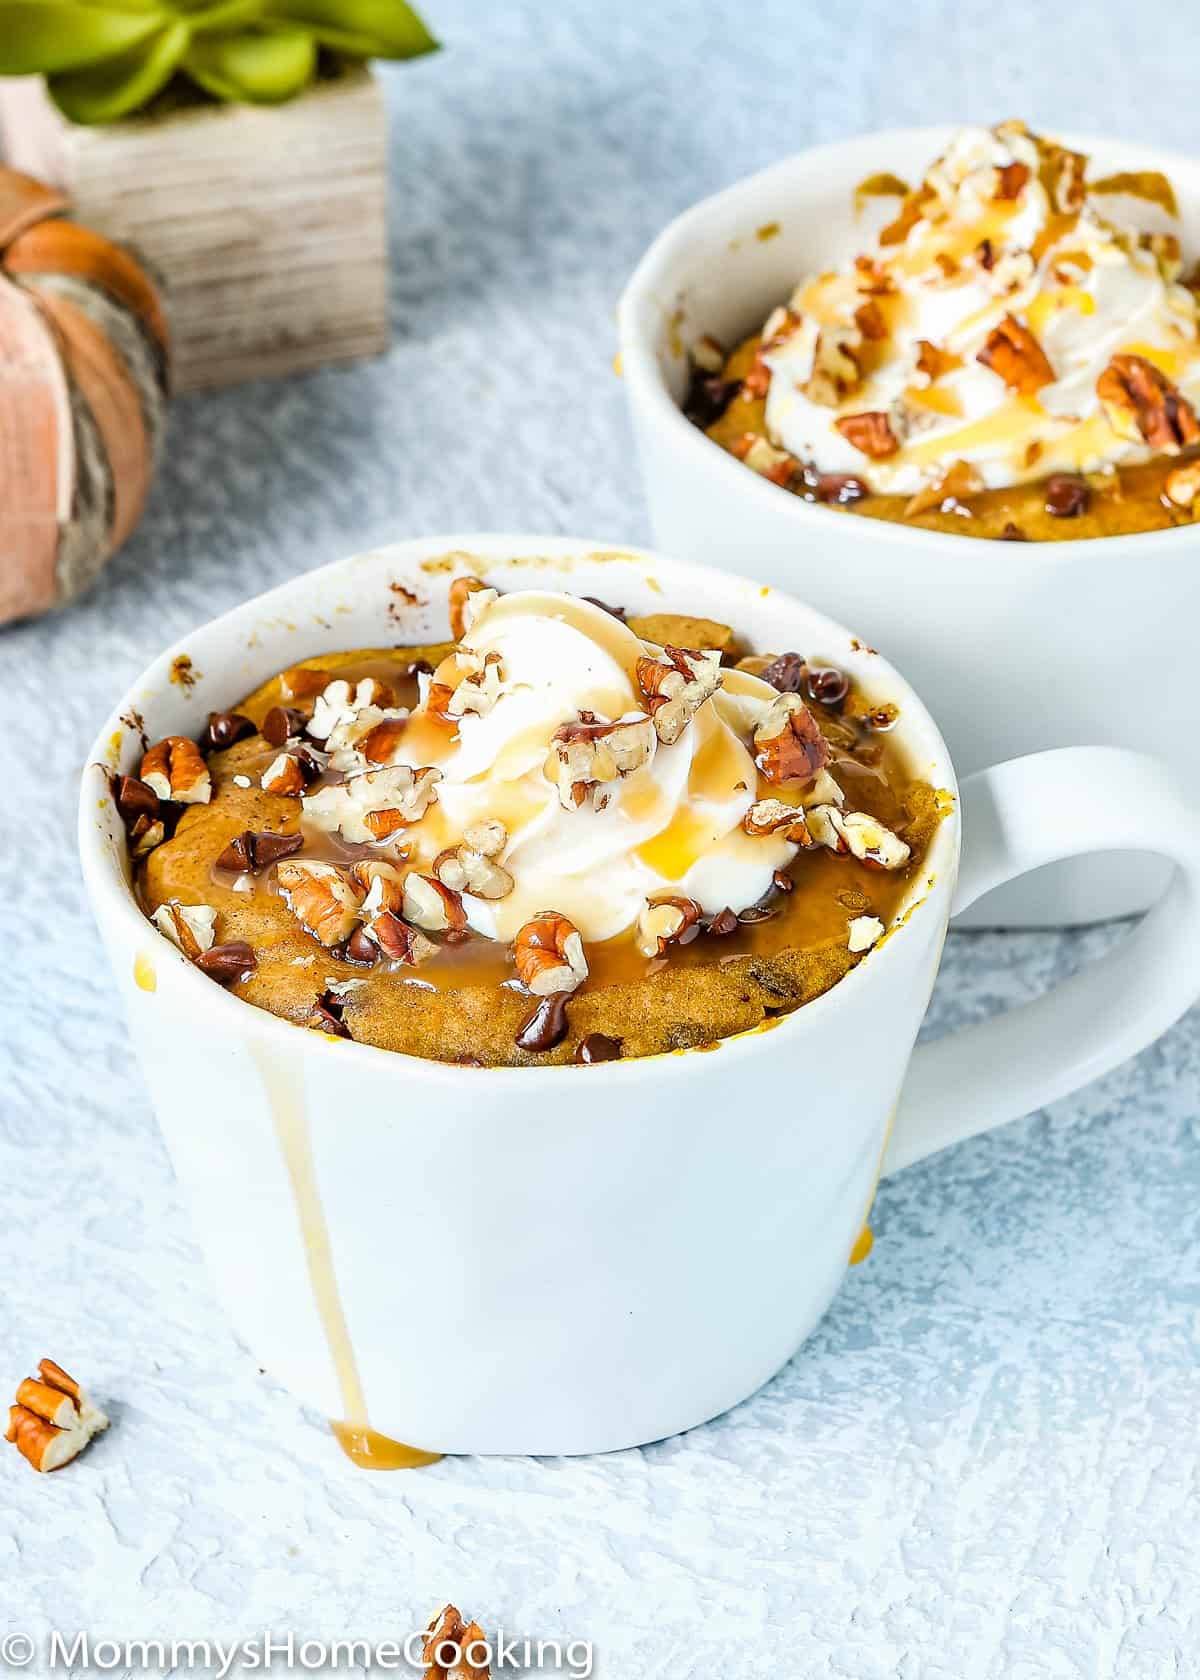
top-left (886, 747), bottom-right (1200, 1173)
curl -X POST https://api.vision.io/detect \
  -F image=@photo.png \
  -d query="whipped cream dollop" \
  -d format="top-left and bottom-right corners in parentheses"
top-left (385, 590), bottom-right (797, 943)
top-left (756, 122), bottom-right (1200, 495)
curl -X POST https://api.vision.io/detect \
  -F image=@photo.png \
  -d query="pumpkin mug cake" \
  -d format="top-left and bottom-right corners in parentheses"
top-left (83, 538), bottom-right (1200, 1457)
top-left (689, 121), bottom-right (1200, 542)
top-left (120, 580), bottom-right (942, 1066)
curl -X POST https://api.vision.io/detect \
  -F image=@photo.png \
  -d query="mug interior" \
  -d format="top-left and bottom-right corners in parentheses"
top-left (619, 125), bottom-right (1200, 551)
top-left (80, 534), bottom-right (960, 1073)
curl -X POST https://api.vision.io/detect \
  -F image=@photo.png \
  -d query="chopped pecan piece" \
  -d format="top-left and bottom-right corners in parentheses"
top-left (913, 339), bottom-right (961, 383)
top-left (994, 160), bottom-right (1030, 200)
top-left (348, 859), bottom-right (407, 917)
top-left (305, 678), bottom-right (409, 772)
top-left (303, 764), bottom-right (441, 846)
top-left (276, 860), bottom-right (364, 947)
top-left (804, 324), bottom-right (863, 407)
top-left (514, 912), bottom-right (588, 995)
top-left (806, 807), bottom-right (910, 869)
top-left (423, 1608), bottom-right (491, 1680)
top-left (690, 333), bottom-right (725, 374)
top-left (548, 713), bottom-right (657, 810)
top-left (977, 314), bottom-right (1054, 396)
top-left (903, 459), bottom-right (984, 518)
top-left (744, 305), bottom-right (803, 397)
top-left (987, 249), bottom-right (1035, 295)
top-left (1044, 143), bottom-right (1087, 214)
top-left (366, 911), bottom-right (436, 965)
top-left (445, 650), bottom-right (505, 719)
top-left (128, 814), bottom-right (165, 857)
top-left (742, 798), bottom-right (813, 843)
top-left (854, 299), bottom-right (888, 341)
top-left (6, 1359), bottom-right (108, 1473)
top-left (402, 874), bottom-right (467, 932)
top-left (1097, 353), bottom-right (1200, 453)
top-left (833, 410), bottom-right (900, 459)
top-left (753, 692), bottom-right (830, 785)
top-left (140, 736), bottom-right (212, 805)
top-left (114, 773), bottom-right (159, 825)
top-left (261, 751), bottom-right (320, 797)
top-left (636, 646), bottom-right (723, 744)
top-left (728, 433), bottom-right (797, 486)
top-left (848, 914), bottom-right (885, 952)
top-left (306, 677), bottom-right (396, 743)
top-left (435, 820), bottom-right (514, 899)
top-left (636, 895), bottom-right (702, 958)
top-left (448, 577), bottom-right (498, 641)
top-left (279, 666), bottom-right (331, 702)
top-left (151, 900), bottom-right (217, 959)
top-left (854, 254), bottom-right (895, 294)
top-left (1164, 460), bottom-right (1200, 506)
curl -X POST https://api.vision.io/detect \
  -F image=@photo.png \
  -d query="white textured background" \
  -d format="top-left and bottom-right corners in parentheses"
top-left (2, 1), bottom-right (1199, 1675)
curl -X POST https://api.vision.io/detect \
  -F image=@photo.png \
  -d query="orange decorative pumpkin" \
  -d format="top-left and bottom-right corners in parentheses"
top-left (0, 166), bottom-right (169, 624)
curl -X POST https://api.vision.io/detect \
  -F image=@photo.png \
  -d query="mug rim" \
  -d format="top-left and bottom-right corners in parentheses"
top-left (78, 531), bottom-right (961, 1086)
top-left (617, 122), bottom-right (1200, 559)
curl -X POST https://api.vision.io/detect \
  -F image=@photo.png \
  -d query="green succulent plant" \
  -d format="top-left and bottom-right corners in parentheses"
top-left (0, 0), bottom-right (437, 124)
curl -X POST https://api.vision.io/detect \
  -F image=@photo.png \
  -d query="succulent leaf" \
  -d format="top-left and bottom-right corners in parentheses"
top-left (0, 3), bottom-right (163, 73)
top-left (261, 0), bottom-right (436, 57)
top-left (46, 18), bottom-right (189, 122)
top-left (3, 0), bottom-right (435, 118)
top-left (183, 24), bottom-right (314, 102)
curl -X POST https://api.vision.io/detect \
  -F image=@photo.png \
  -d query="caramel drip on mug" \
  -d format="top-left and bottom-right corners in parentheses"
top-left (251, 1042), bottom-right (440, 1470)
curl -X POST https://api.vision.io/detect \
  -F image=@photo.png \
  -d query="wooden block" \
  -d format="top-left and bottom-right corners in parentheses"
top-left (0, 70), bottom-right (390, 392)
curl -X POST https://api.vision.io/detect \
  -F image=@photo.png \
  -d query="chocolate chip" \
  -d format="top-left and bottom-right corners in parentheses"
top-left (252, 831), bottom-right (303, 870)
top-left (582, 596), bottom-right (628, 622)
top-left (817, 472), bottom-right (868, 506)
top-left (289, 747), bottom-right (323, 787)
top-left (404, 659), bottom-right (434, 678)
top-left (707, 907), bottom-right (739, 936)
top-left (799, 463), bottom-right (868, 505)
top-left (683, 370), bottom-right (740, 429)
top-left (345, 927), bottom-right (379, 966)
top-left (114, 774), bottom-right (159, 825)
top-left (1045, 474), bottom-right (1090, 518)
top-left (515, 992), bottom-right (570, 1053)
top-left (312, 991), bottom-right (351, 1039)
top-left (216, 832), bottom-right (255, 872)
top-left (216, 829), bottom-right (302, 873)
top-left (760, 652), bottom-right (807, 693)
top-left (262, 705), bottom-right (305, 747)
top-left (196, 941), bottom-right (257, 986)
top-left (576, 1033), bottom-right (622, 1064)
top-left (772, 869), bottom-right (794, 894)
top-left (976, 237), bottom-right (995, 271)
top-left (805, 665), bottom-right (849, 708)
top-left (203, 711), bottom-right (255, 751)
top-left (1000, 521), bottom-right (1029, 541)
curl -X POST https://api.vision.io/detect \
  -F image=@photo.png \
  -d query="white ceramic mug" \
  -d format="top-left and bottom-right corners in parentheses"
top-left (79, 537), bottom-right (1200, 1457)
top-left (617, 126), bottom-right (1200, 927)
